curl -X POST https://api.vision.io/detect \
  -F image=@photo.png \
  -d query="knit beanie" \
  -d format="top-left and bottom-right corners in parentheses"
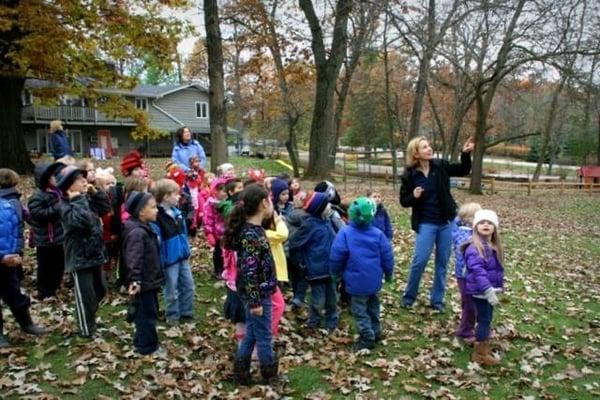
top-left (314, 180), bottom-right (340, 205)
top-left (120, 150), bottom-right (143, 177)
top-left (348, 197), bottom-right (376, 225)
top-left (56, 165), bottom-right (87, 192)
top-left (37, 162), bottom-right (65, 189)
top-left (303, 191), bottom-right (329, 217)
top-left (166, 164), bottom-right (186, 188)
top-left (473, 209), bottom-right (499, 230)
top-left (125, 191), bottom-right (154, 218)
top-left (271, 178), bottom-right (289, 204)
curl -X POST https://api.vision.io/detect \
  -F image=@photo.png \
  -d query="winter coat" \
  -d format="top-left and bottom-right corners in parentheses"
top-left (286, 208), bottom-right (308, 241)
top-left (171, 140), bottom-right (207, 171)
top-left (451, 217), bottom-right (472, 279)
top-left (50, 130), bottom-right (72, 160)
top-left (27, 186), bottom-right (64, 247)
top-left (123, 218), bottom-right (165, 292)
top-left (288, 216), bottom-right (336, 281)
top-left (152, 205), bottom-right (191, 268)
top-left (87, 188), bottom-right (112, 217)
top-left (0, 187), bottom-right (24, 252)
top-left (266, 219), bottom-right (289, 282)
top-left (464, 240), bottom-right (504, 295)
top-left (372, 204), bottom-right (393, 240)
top-left (329, 222), bottom-right (394, 296)
top-left (203, 197), bottom-right (225, 246)
top-left (60, 195), bottom-right (107, 272)
top-left (275, 202), bottom-right (293, 218)
top-left (234, 224), bottom-right (278, 308)
top-left (399, 152), bottom-right (471, 231)
top-left (0, 198), bottom-right (19, 260)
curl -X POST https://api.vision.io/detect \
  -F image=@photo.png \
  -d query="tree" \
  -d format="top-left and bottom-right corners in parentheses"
top-left (299, 0), bottom-right (353, 179)
top-left (0, 0), bottom-right (185, 173)
top-left (204, 0), bottom-right (229, 170)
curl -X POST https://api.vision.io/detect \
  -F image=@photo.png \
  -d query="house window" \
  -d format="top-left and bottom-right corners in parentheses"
top-left (22, 90), bottom-right (33, 106)
top-left (135, 98), bottom-right (148, 111)
top-left (195, 101), bottom-right (208, 119)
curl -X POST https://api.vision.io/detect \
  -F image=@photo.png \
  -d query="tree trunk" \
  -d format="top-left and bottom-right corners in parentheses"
top-left (383, 8), bottom-right (399, 188)
top-left (597, 111), bottom-right (600, 165)
top-left (285, 117), bottom-right (301, 177)
top-left (0, 76), bottom-right (34, 174)
top-left (469, 93), bottom-right (487, 195)
top-left (204, 0), bottom-right (228, 171)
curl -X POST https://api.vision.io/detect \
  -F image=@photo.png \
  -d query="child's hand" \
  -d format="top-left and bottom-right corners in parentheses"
top-left (128, 282), bottom-right (141, 296)
top-left (250, 306), bottom-right (263, 316)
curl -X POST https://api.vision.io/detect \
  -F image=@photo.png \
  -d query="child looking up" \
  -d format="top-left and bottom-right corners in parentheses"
top-left (224, 183), bottom-right (279, 386)
top-left (452, 202), bottom-right (482, 344)
top-left (203, 176), bottom-right (229, 279)
top-left (330, 197), bottom-right (394, 351)
top-left (368, 189), bottom-right (393, 241)
top-left (464, 209), bottom-right (504, 366)
top-left (271, 178), bottom-right (292, 217)
top-left (263, 213), bottom-right (288, 337)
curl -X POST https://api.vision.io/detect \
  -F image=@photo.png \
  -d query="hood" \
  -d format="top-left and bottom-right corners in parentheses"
top-left (34, 162), bottom-right (65, 189)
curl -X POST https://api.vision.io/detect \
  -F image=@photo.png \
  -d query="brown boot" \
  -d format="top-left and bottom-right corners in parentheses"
top-left (472, 341), bottom-right (498, 366)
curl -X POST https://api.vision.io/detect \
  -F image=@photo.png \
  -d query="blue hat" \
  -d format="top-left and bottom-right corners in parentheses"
top-left (303, 191), bottom-right (329, 217)
top-left (271, 178), bottom-right (289, 204)
top-left (125, 191), bottom-right (154, 218)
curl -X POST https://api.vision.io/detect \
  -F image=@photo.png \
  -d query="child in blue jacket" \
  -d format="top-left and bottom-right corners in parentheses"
top-left (367, 189), bottom-right (393, 240)
top-left (151, 179), bottom-right (195, 325)
top-left (330, 197), bottom-right (394, 351)
top-left (288, 191), bottom-right (338, 332)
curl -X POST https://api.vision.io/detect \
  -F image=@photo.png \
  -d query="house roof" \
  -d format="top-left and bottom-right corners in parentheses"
top-left (578, 166), bottom-right (600, 178)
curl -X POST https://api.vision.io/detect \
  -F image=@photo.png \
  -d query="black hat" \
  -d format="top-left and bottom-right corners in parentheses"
top-left (36, 162), bottom-right (65, 189)
top-left (125, 191), bottom-right (154, 218)
top-left (56, 165), bottom-right (87, 192)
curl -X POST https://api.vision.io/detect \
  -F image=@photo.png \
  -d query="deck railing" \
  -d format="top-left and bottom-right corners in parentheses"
top-left (22, 105), bottom-right (135, 124)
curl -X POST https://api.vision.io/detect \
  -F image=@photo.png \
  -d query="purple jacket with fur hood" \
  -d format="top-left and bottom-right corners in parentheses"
top-left (464, 240), bottom-right (504, 295)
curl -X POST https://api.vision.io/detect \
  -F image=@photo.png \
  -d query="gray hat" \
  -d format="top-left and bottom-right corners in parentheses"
top-left (125, 191), bottom-right (154, 218)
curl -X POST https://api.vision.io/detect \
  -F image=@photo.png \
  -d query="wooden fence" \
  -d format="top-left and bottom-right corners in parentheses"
top-left (453, 177), bottom-right (600, 195)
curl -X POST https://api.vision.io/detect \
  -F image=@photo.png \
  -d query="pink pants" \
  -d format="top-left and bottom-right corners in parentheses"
top-left (271, 287), bottom-right (285, 337)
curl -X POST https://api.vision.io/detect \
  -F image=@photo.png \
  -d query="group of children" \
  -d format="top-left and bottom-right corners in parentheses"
top-left (0, 154), bottom-right (505, 384)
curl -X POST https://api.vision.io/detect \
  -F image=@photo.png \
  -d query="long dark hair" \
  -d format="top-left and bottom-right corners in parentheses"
top-left (176, 126), bottom-right (191, 144)
top-left (223, 183), bottom-right (269, 250)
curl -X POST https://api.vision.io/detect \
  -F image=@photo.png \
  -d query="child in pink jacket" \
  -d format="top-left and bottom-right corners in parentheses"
top-left (203, 176), bottom-right (229, 278)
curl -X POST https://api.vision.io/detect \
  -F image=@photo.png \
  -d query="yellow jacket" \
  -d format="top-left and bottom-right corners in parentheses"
top-left (266, 219), bottom-right (289, 282)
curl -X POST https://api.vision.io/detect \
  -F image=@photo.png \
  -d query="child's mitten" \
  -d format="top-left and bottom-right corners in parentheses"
top-left (484, 288), bottom-right (499, 306)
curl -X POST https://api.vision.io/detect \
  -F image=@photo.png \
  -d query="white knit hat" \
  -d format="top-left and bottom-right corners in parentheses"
top-left (473, 209), bottom-right (499, 229)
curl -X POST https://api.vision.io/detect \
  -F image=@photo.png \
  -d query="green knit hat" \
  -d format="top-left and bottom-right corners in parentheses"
top-left (349, 196), bottom-right (376, 225)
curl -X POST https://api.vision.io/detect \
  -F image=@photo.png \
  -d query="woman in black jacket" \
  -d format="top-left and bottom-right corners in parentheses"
top-left (399, 136), bottom-right (473, 310)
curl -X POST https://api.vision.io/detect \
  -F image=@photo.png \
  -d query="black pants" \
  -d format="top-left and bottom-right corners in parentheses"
top-left (0, 264), bottom-right (31, 330)
top-left (134, 289), bottom-right (159, 355)
top-left (213, 245), bottom-right (223, 277)
top-left (36, 245), bottom-right (65, 299)
top-left (72, 266), bottom-right (106, 337)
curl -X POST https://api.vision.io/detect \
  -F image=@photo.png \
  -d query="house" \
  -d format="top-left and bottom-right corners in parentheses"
top-left (577, 165), bottom-right (600, 185)
top-left (21, 79), bottom-right (238, 158)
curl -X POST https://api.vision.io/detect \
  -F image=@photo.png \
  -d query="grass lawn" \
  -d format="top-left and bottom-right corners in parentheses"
top-left (1, 157), bottom-right (598, 399)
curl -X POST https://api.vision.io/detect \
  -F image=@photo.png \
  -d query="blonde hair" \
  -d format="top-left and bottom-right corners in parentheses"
top-left (458, 202), bottom-right (482, 226)
top-left (56, 155), bottom-right (76, 165)
top-left (49, 120), bottom-right (63, 133)
top-left (471, 223), bottom-right (504, 264)
top-left (77, 159), bottom-right (94, 171)
top-left (405, 136), bottom-right (430, 168)
top-left (0, 169), bottom-right (19, 188)
top-left (202, 172), bottom-right (215, 187)
top-left (153, 178), bottom-right (180, 203)
top-left (124, 176), bottom-right (148, 194)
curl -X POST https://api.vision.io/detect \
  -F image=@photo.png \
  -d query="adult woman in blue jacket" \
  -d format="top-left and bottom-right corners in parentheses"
top-left (399, 136), bottom-right (473, 310)
top-left (171, 126), bottom-right (206, 171)
top-left (49, 120), bottom-right (72, 160)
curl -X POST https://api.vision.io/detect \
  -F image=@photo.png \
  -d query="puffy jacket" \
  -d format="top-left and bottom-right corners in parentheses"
top-left (50, 130), bottom-right (72, 160)
top-left (329, 222), bottom-right (394, 296)
top-left (286, 208), bottom-right (308, 241)
top-left (399, 152), bottom-right (471, 231)
top-left (171, 140), bottom-right (207, 171)
top-left (60, 195), bottom-right (107, 272)
top-left (372, 204), bottom-right (393, 240)
top-left (152, 205), bottom-right (190, 268)
top-left (0, 199), bottom-right (19, 260)
top-left (0, 187), bottom-right (24, 252)
top-left (27, 186), bottom-right (64, 247)
top-left (288, 216), bottom-right (336, 280)
top-left (87, 188), bottom-right (112, 217)
top-left (123, 218), bottom-right (165, 292)
top-left (451, 217), bottom-right (472, 279)
top-left (464, 241), bottom-right (504, 295)
top-left (203, 197), bottom-right (225, 246)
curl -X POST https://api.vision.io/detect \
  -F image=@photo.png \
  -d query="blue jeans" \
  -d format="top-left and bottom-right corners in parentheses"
top-left (308, 279), bottom-right (338, 329)
top-left (237, 298), bottom-right (273, 364)
top-left (351, 295), bottom-right (380, 341)
top-left (134, 290), bottom-right (159, 355)
top-left (163, 260), bottom-right (195, 320)
top-left (402, 222), bottom-right (453, 308)
top-left (473, 297), bottom-right (494, 341)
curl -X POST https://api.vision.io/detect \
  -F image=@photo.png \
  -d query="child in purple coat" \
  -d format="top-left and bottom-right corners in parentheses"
top-left (463, 209), bottom-right (504, 367)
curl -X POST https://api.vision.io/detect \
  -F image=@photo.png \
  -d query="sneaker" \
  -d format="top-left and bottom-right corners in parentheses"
top-left (152, 346), bottom-right (168, 358)
top-left (430, 303), bottom-right (445, 312)
top-left (353, 340), bottom-right (375, 352)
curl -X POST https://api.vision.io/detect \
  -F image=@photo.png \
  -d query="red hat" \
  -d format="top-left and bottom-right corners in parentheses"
top-left (247, 168), bottom-right (265, 183)
top-left (120, 150), bottom-right (144, 177)
top-left (166, 165), bottom-right (186, 188)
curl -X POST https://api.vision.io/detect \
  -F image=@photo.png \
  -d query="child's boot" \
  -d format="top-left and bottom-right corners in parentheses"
top-left (0, 318), bottom-right (10, 348)
top-left (260, 354), bottom-right (279, 385)
top-left (472, 341), bottom-right (498, 366)
top-left (14, 307), bottom-right (48, 335)
top-left (233, 355), bottom-right (252, 386)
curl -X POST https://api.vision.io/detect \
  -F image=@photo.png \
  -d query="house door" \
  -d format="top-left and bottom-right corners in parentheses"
top-left (69, 130), bottom-right (82, 155)
top-left (97, 130), bottom-right (113, 158)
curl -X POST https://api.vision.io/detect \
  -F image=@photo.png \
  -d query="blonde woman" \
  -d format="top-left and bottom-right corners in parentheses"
top-left (49, 120), bottom-right (71, 160)
top-left (399, 136), bottom-right (474, 311)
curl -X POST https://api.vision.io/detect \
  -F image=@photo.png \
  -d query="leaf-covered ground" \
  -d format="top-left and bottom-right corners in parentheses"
top-left (1, 158), bottom-right (599, 399)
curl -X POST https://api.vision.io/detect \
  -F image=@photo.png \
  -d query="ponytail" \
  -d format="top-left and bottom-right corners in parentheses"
top-left (223, 183), bottom-right (269, 250)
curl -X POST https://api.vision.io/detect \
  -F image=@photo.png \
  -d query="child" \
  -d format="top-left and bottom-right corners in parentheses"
top-left (152, 179), bottom-right (195, 325)
top-left (288, 192), bottom-right (338, 332)
top-left (217, 163), bottom-right (235, 177)
top-left (57, 165), bottom-right (107, 338)
top-left (95, 168), bottom-right (120, 285)
top-left (0, 169), bottom-right (48, 348)
top-left (314, 181), bottom-right (346, 233)
top-left (452, 202), bottom-right (482, 344)
top-left (165, 163), bottom-right (195, 235)
top-left (203, 176), bottom-right (229, 279)
top-left (263, 214), bottom-right (288, 337)
top-left (464, 209), bottom-right (504, 366)
top-left (122, 191), bottom-right (166, 356)
top-left (197, 172), bottom-right (215, 228)
top-left (368, 189), bottom-right (393, 241)
top-left (27, 162), bottom-right (66, 299)
top-left (330, 197), bottom-right (394, 351)
top-left (271, 178), bottom-right (292, 217)
top-left (286, 191), bottom-right (309, 308)
top-left (0, 169), bottom-right (26, 281)
top-left (224, 183), bottom-right (279, 385)
top-left (290, 178), bottom-right (301, 199)
top-left (186, 156), bottom-right (205, 230)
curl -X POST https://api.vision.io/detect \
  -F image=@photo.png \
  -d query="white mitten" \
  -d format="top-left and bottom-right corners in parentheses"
top-left (484, 288), bottom-right (499, 306)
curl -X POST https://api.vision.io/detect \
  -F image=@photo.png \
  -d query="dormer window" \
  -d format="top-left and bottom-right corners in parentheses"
top-left (135, 98), bottom-right (148, 111)
top-left (196, 101), bottom-right (208, 119)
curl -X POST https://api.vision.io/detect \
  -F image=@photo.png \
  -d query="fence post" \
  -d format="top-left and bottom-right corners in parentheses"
top-left (527, 179), bottom-right (532, 196)
top-left (343, 152), bottom-right (347, 192)
top-left (491, 178), bottom-right (495, 195)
